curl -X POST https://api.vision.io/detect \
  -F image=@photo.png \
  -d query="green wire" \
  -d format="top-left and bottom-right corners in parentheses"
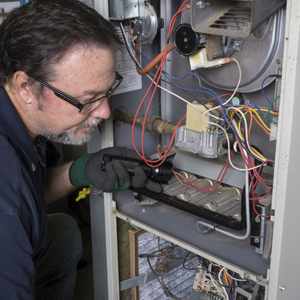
top-left (267, 95), bottom-right (280, 122)
top-left (206, 125), bottom-right (229, 135)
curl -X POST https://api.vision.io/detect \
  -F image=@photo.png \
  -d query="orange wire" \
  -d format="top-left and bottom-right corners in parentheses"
top-left (252, 115), bottom-right (270, 135)
top-left (207, 93), bottom-right (232, 102)
top-left (135, 43), bottom-right (175, 75)
top-left (131, 1), bottom-right (190, 167)
top-left (238, 106), bottom-right (270, 136)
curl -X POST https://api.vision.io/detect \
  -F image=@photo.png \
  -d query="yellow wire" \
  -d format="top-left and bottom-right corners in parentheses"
top-left (259, 108), bottom-right (278, 115)
top-left (250, 108), bottom-right (270, 131)
top-left (235, 111), bottom-right (267, 161)
top-left (251, 147), bottom-right (267, 160)
top-left (237, 107), bottom-right (270, 132)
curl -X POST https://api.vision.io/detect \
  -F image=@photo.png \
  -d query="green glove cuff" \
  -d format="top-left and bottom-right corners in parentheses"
top-left (69, 153), bottom-right (93, 187)
top-left (112, 177), bottom-right (131, 193)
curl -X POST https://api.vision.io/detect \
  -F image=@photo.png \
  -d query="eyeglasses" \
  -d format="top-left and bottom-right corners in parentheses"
top-left (32, 72), bottom-right (123, 113)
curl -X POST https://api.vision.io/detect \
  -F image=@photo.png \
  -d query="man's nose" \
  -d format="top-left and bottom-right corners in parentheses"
top-left (89, 98), bottom-right (111, 119)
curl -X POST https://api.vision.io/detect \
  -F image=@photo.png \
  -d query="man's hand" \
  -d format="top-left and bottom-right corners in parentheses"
top-left (69, 147), bottom-right (162, 193)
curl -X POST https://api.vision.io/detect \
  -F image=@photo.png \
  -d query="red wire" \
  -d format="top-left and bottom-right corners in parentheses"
top-left (207, 93), bottom-right (232, 102)
top-left (171, 151), bottom-right (234, 193)
top-left (234, 137), bottom-right (273, 218)
top-left (141, 4), bottom-right (190, 162)
top-left (143, 115), bottom-right (186, 168)
top-left (131, 1), bottom-right (190, 167)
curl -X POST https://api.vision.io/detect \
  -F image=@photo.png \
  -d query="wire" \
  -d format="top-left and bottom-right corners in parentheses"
top-left (223, 268), bottom-right (247, 282)
top-left (140, 242), bottom-right (194, 300)
top-left (261, 76), bottom-right (274, 108)
top-left (202, 58), bottom-right (243, 142)
top-left (207, 263), bottom-right (228, 300)
top-left (217, 267), bottom-right (229, 300)
top-left (130, 1), bottom-right (192, 167)
top-left (267, 95), bottom-right (280, 122)
top-left (197, 133), bottom-right (251, 240)
top-left (134, 42), bottom-right (176, 75)
top-left (130, 41), bottom-right (224, 116)
top-left (171, 151), bottom-right (234, 193)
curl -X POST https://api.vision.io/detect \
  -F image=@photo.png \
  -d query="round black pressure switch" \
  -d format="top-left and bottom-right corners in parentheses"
top-left (174, 23), bottom-right (199, 56)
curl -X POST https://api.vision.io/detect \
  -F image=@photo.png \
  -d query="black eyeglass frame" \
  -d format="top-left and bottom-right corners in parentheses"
top-left (31, 72), bottom-right (123, 113)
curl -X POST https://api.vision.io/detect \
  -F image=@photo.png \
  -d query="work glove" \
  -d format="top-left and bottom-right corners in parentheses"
top-left (69, 147), bottom-right (162, 193)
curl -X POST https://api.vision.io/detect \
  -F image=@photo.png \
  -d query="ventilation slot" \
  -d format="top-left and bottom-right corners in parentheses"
top-left (210, 8), bottom-right (252, 31)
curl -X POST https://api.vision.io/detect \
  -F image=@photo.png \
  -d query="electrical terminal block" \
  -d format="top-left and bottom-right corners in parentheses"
top-left (192, 264), bottom-right (225, 299)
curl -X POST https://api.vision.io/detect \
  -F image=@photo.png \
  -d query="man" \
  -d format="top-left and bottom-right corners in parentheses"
top-left (0, 0), bottom-right (161, 299)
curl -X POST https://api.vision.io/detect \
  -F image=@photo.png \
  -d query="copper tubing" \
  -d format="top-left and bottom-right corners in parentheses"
top-left (113, 109), bottom-right (176, 135)
top-left (135, 42), bottom-right (175, 75)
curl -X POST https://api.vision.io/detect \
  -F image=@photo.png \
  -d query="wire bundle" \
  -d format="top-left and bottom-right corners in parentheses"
top-left (120, 1), bottom-right (278, 236)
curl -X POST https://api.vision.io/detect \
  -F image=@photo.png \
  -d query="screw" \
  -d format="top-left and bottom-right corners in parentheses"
top-left (142, 208), bottom-right (146, 213)
top-left (276, 59), bottom-right (281, 64)
top-left (254, 238), bottom-right (260, 243)
top-left (255, 215), bottom-right (261, 223)
top-left (235, 42), bottom-right (240, 47)
top-left (279, 286), bottom-right (286, 291)
top-left (167, 57), bottom-right (171, 61)
top-left (197, 1), bottom-right (206, 8)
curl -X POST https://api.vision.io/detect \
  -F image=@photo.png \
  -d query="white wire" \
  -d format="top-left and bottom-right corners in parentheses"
top-left (208, 264), bottom-right (228, 300)
top-left (201, 112), bottom-right (264, 171)
top-left (145, 74), bottom-right (224, 120)
top-left (223, 58), bottom-right (241, 105)
top-left (122, 20), bottom-right (265, 172)
top-left (223, 268), bottom-right (246, 282)
top-left (201, 58), bottom-right (241, 119)
top-left (218, 268), bottom-right (230, 300)
top-left (198, 138), bottom-right (251, 240)
top-left (120, 21), bottom-right (225, 121)
top-left (226, 106), bottom-right (265, 162)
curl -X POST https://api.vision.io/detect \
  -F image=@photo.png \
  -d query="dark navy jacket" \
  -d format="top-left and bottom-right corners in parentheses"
top-left (0, 86), bottom-right (48, 299)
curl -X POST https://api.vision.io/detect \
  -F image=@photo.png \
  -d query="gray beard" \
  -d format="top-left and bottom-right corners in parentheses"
top-left (42, 118), bottom-right (102, 145)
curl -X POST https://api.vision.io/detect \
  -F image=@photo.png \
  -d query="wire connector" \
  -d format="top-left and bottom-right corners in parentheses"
top-left (75, 187), bottom-right (91, 202)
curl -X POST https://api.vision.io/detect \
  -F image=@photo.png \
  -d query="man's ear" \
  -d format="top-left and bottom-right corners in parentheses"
top-left (13, 71), bottom-right (34, 104)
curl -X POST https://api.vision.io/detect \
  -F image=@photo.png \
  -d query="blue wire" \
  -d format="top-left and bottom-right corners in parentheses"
top-left (130, 41), bottom-right (245, 142)
top-left (130, 40), bottom-right (221, 99)
top-left (261, 76), bottom-right (274, 108)
top-left (222, 103), bottom-right (269, 125)
top-left (131, 40), bottom-right (270, 136)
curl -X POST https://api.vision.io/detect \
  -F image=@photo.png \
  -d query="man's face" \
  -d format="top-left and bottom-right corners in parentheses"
top-left (33, 44), bottom-right (116, 145)
top-left (41, 117), bottom-right (102, 145)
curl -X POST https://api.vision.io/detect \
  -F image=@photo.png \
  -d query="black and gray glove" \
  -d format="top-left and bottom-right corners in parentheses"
top-left (69, 147), bottom-right (162, 193)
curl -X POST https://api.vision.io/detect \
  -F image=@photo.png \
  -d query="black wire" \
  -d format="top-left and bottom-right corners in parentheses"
top-left (191, 254), bottom-right (249, 289)
top-left (142, 248), bottom-right (250, 294)
top-left (182, 251), bottom-right (201, 271)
